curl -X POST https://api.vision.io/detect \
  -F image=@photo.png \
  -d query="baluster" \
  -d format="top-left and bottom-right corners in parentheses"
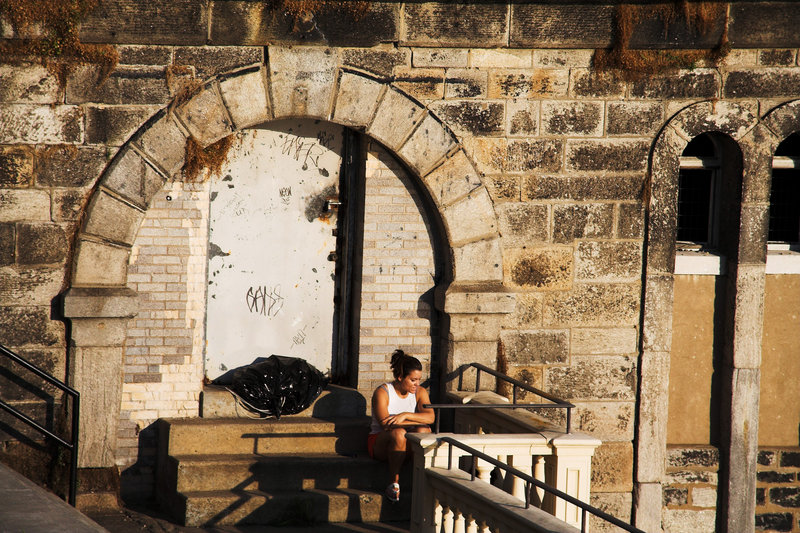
top-left (534, 455), bottom-right (546, 505)
top-left (505, 453), bottom-right (533, 501)
top-left (434, 497), bottom-right (443, 533)
top-left (452, 507), bottom-right (466, 533)
top-left (442, 504), bottom-right (454, 533)
top-left (477, 519), bottom-right (490, 533)
top-left (475, 457), bottom-right (492, 483)
top-left (465, 514), bottom-right (478, 533)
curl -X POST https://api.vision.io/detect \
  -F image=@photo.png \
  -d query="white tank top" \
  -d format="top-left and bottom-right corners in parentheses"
top-left (370, 382), bottom-right (418, 434)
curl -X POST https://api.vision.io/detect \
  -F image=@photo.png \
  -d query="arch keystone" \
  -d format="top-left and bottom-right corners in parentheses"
top-left (269, 46), bottom-right (337, 119)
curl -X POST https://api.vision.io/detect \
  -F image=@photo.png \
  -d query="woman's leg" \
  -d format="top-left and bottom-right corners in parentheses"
top-left (373, 428), bottom-right (408, 484)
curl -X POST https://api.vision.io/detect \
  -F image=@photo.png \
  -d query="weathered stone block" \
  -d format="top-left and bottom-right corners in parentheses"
top-left (575, 241), bottom-right (642, 282)
top-left (63, 287), bottom-right (138, 319)
top-left (471, 49), bottom-right (532, 69)
top-left (496, 203), bottom-right (548, 246)
top-left (175, 85), bottom-right (233, 147)
top-left (757, 471), bottom-right (794, 483)
top-left (780, 451), bottom-right (800, 467)
top-left (488, 69), bottom-right (568, 98)
top-left (216, 68), bottom-right (270, 131)
top-left (67, 63), bottom-right (170, 104)
top-left (73, 238), bottom-right (131, 286)
top-left (344, 47), bottom-right (408, 77)
top-left (79, 0), bottom-right (207, 45)
top-left (570, 69), bottom-right (625, 98)
top-left (444, 69), bottom-right (487, 99)
top-left (523, 175), bottom-right (644, 202)
top-left (592, 442), bottom-right (633, 492)
top-left (332, 71), bottom-right (383, 128)
top-left (0, 266), bottom-right (64, 306)
top-left (729, 3), bottom-right (800, 47)
top-left (543, 284), bottom-right (639, 327)
top-left (0, 190), bottom-right (50, 222)
top-left (173, 46), bottom-right (262, 81)
top-left (663, 509), bottom-right (717, 533)
top-left (420, 149), bottom-right (482, 207)
top-left (635, 482), bottom-right (664, 532)
top-left (0, 105), bottom-right (83, 144)
top-left (211, 2), bottom-right (397, 47)
top-left (452, 238), bottom-right (502, 282)
top-left (447, 340), bottom-right (498, 380)
top-left (0, 306), bottom-right (63, 347)
top-left (85, 105), bottom-right (159, 146)
top-left (589, 492), bottom-right (632, 533)
top-left (541, 101), bottom-right (603, 136)
top-left (756, 488), bottom-right (766, 506)
top-left (500, 329), bottom-right (569, 365)
top-left (398, 114), bottom-right (456, 177)
top-left (571, 328), bottom-right (638, 356)
top-left (441, 187), bottom-right (496, 245)
top-left (607, 102), bottom-right (664, 136)
top-left (769, 487), bottom-right (800, 508)
top-left (666, 469), bottom-right (718, 484)
top-left (754, 513), bottom-right (793, 532)
top-left (506, 99), bottom-right (538, 137)
top-left (442, 285), bottom-right (515, 314)
top-left (0, 348), bottom-right (65, 399)
top-left (505, 365), bottom-right (543, 397)
top-left (392, 67), bottom-right (444, 100)
top-left (484, 175), bottom-right (520, 202)
top-left (505, 247), bottom-right (573, 290)
top-left (758, 450), bottom-right (776, 466)
top-left (101, 148), bottom-right (166, 209)
top-left (572, 400), bottom-right (635, 441)
top-left (764, 100), bottom-right (800, 140)
top-left (507, 139), bottom-right (564, 173)
top-left (35, 146), bottom-right (107, 188)
top-left (16, 224), bottom-right (67, 265)
top-left (118, 45), bottom-right (171, 66)
top-left (448, 314), bottom-right (503, 342)
top-left (0, 64), bottom-right (59, 104)
top-left (402, 3), bottom-right (507, 47)
top-left (618, 203), bottom-right (645, 239)
top-left (725, 68), bottom-right (800, 98)
top-left (534, 50), bottom-right (593, 69)
top-left (269, 46), bottom-right (337, 120)
top-left (367, 88), bottom-right (425, 151)
top-left (503, 293), bottom-right (541, 329)
top-left (663, 486), bottom-right (689, 507)
top-left (545, 355), bottom-right (637, 401)
top-left (667, 447), bottom-right (720, 469)
top-left (430, 101), bottom-right (503, 137)
top-left (566, 140), bottom-right (649, 172)
top-left (631, 69), bottom-right (719, 99)
top-left (552, 203), bottom-right (614, 244)
top-left (83, 191), bottom-right (145, 246)
top-left (671, 100), bottom-right (758, 141)
top-left (0, 145), bottom-right (33, 187)
top-left (510, 4), bottom-right (613, 47)
top-left (412, 48), bottom-right (467, 69)
top-left (759, 49), bottom-right (796, 67)
top-left (0, 224), bottom-right (13, 265)
top-left (133, 113), bottom-right (187, 178)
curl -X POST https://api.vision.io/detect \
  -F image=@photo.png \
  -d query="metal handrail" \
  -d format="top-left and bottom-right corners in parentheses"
top-left (0, 344), bottom-right (79, 506)
top-left (437, 436), bottom-right (645, 533)
top-left (427, 362), bottom-right (575, 433)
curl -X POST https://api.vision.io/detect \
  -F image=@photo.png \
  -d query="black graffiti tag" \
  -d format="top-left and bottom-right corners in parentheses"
top-left (246, 285), bottom-right (285, 317)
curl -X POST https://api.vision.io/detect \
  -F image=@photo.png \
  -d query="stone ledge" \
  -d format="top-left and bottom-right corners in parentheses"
top-left (63, 287), bottom-right (139, 318)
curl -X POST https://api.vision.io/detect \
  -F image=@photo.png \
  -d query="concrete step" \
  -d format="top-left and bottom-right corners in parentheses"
top-left (174, 487), bottom-right (411, 527)
top-left (201, 383), bottom-right (371, 419)
top-left (158, 416), bottom-right (370, 456)
top-left (164, 453), bottom-right (395, 494)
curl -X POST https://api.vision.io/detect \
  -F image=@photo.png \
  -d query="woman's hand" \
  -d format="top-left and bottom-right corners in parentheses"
top-left (381, 412), bottom-right (410, 427)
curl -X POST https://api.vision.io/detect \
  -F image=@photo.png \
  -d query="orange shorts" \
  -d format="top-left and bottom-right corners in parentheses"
top-left (367, 433), bottom-right (379, 459)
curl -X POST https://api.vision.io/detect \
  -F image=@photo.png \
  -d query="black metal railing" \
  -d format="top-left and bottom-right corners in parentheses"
top-left (0, 344), bottom-right (79, 506)
top-left (426, 363), bottom-right (575, 433)
top-left (436, 436), bottom-right (645, 533)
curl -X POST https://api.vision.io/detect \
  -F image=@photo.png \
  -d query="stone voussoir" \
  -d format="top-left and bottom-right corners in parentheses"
top-left (398, 113), bottom-right (456, 177)
top-left (332, 70), bottom-right (384, 128)
top-left (72, 237), bottom-right (131, 287)
top-left (82, 189), bottom-right (146, 246)
top-left (174, 82), bottom-right (234, 147)
top-left (132, 111), bottom-right (188, 178)
top-left (366, 86), bottom-right (426, 151)
top-left (441, 186), bottom-right (498, 246)
top-left (218, 67), bottom-right (271, 130)
top-left (100, 147), bottom-right (167, 209)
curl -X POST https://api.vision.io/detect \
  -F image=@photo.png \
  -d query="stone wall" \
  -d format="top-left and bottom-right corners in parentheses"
top-left (663, 447), bottom-right (720, 533)
top-left (757, 449), bottom-right (800, 532)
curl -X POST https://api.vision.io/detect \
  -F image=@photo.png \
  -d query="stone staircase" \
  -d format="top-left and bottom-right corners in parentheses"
top-left (155, 385), bottom-right (411, 528)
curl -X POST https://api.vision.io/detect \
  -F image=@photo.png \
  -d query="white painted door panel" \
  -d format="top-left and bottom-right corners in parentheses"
top-left (205, 120), bottom-right (343, 380)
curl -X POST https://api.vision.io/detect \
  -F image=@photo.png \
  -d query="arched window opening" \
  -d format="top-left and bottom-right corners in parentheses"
top-left (769, 132), bottom-right (800, 247)
top-left (677, 134), bottom-right (721, 249)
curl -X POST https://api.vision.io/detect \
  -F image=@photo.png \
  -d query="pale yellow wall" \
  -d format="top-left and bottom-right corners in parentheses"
top-left (668, 275), bottom-right (719, 445)
top-left (759, 275), bottom-right (800, 446)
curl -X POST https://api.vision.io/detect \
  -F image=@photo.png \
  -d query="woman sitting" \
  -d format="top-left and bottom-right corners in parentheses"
top-left (368, 349), bottom-right (434, 502)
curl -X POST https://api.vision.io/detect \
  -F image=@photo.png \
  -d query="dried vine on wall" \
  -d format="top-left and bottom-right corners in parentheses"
top-left (593, 1), bottom-right (730, 81)
top-left (182, 136), bottom-right (235, 183)
top-left (0, 0), bottom-right (117, 82)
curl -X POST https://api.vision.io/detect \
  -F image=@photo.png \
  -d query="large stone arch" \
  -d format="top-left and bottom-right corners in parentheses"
top-left (62, 48), bottom-right (511, 470)
top-left (635, 99), bottom-right (781, 532)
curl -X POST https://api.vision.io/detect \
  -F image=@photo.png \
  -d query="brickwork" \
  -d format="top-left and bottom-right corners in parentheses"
top-left (119, 181), bottom-right (209, 497)
top-left (661, 446), bottom-right (719, 532)
top-left (757, 449), bottom-right (800, 532)
top-left (358, 142), bottom-right (437, 394)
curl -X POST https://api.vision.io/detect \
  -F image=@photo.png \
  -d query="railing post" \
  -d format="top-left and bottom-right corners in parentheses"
top-left (544, 433), bottom-right (601, 529)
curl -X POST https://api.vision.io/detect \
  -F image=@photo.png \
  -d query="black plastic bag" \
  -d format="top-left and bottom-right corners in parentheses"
top-left (228, 355), bottom-right (326, 419)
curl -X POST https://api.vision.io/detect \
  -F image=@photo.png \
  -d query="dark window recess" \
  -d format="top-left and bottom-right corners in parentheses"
top-left (677, 168), bottom-right (714, 244)
top-left (768, 168), bottom-right (800, 243)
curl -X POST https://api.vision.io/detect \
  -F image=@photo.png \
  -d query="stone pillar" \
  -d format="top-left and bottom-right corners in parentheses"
top-left (63, 287), bottom-right (138, 468)
top-left (545, 433), bottom-right (602, 529)
top-left (438, 283), bottom-right (516, 392)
